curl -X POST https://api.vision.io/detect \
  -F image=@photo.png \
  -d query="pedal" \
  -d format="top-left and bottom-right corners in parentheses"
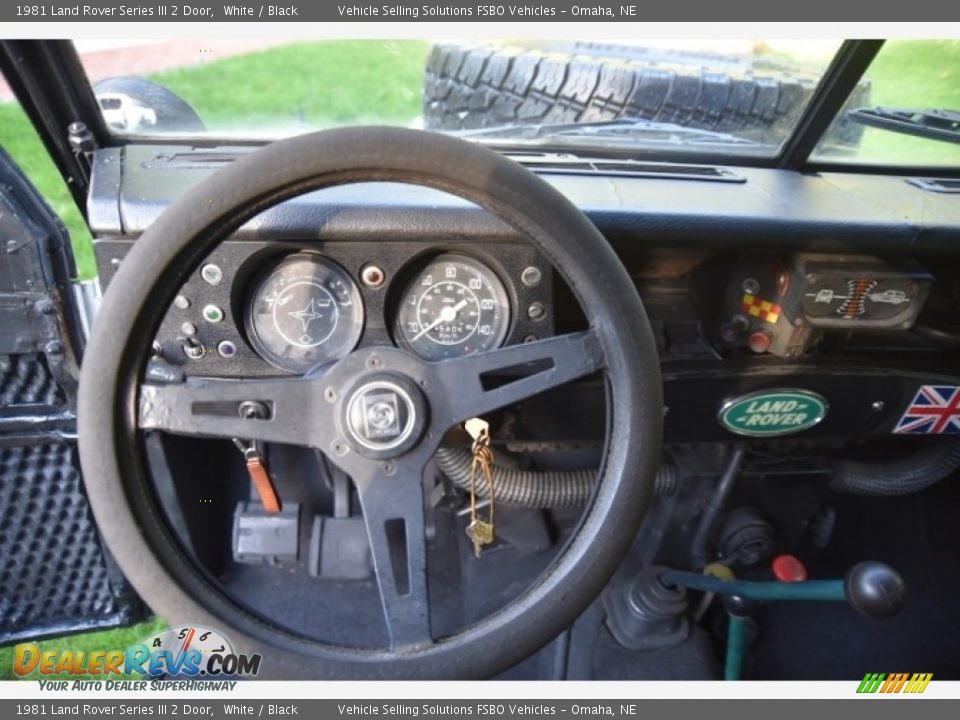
top-left (308, 516), bottom-right (372, 580)
top-left (232, 502), bottom-right (300, 565)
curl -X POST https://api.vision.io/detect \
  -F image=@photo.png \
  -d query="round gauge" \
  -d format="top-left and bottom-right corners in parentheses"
top-left (395, 253), bottom-right (511, 361)
top-left (246, 253), bottom-right (364, 373)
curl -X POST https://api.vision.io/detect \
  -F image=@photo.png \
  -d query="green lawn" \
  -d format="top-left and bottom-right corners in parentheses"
top-left (837, 39), bottom-right (960, 165)
top-left (0, 617), bottom-right (167, 680)
top-left (0, 38), bottom-right (957, 672)
top-left (0, 40), bottom-right (429, 278)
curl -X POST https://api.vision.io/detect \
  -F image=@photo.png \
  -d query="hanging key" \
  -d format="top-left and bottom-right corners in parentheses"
top-left (464, 418), bottom-right (496, 557)
top-left (233, 438), bottom-right (282, 513)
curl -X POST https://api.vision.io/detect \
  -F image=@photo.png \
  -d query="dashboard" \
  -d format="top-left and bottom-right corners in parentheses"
top-left (94, 239), bottom-right (554, 377)
top-left (89, 145), bottom-right (960, 446)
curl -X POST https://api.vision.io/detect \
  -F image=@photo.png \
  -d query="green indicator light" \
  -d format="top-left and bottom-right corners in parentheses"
top-left (203, 304), bottom-right (224, 323)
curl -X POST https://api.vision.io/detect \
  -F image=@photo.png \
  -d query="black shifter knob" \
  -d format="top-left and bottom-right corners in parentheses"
top-left (844, 561), bottom-right (906, 620)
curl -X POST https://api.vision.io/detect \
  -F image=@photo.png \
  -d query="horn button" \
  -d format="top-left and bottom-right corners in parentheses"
top-left (341, 374), bottom-right (428, 459)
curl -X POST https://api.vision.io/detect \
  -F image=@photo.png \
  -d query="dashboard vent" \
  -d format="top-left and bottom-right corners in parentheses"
top-left (143, 149), bottom-right (744, 183)
top-left (141, 151), bottom-right (246, 169)
top-left (510, 154), bottom-right (745, 183)
top-left (907, 177), bottom-right (960, 194)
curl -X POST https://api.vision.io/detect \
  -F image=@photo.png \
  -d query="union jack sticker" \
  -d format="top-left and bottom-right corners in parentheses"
top-left (894, 385), bottom-right (960, 435)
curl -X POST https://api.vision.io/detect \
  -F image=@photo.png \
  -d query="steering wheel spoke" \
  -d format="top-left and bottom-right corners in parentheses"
top-left (138, 376), bottom-right (330, 448)
top-left (351, 458), bottom-right (433, 649)
top-left (431, 330), bottom-right (604, 429)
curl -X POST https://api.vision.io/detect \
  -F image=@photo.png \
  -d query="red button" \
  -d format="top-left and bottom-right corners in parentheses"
top-left (748, 331), bottom-right (772, 354)
top-left (772, 554), bottom-right (808, 582)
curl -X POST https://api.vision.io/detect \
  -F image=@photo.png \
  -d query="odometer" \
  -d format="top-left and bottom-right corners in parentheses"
top-left (395, 254), bottom-right (511, 360)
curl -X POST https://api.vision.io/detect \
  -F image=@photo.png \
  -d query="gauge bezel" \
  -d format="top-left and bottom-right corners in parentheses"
top-left (244, 251), bottom-right (365, 374)
top-left (391, 251), bottom-right (514, 361)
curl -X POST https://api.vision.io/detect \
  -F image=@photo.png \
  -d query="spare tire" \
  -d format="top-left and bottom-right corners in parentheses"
top-left (423, 42), bottom-right (868, 149)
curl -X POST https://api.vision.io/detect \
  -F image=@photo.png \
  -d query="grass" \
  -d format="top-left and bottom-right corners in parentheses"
top-left (0, 38), bottom-right (957, 672)
top-left (0, 104), bottom-right (97, 277)
top-left (0, 40), bottom-right (429, 278)
top-left (151, 40), bottom-right (429, 133)
top-left (845, 39), bottom-right (960, 165)
top-left (0, 617), bottom-right (167, 680)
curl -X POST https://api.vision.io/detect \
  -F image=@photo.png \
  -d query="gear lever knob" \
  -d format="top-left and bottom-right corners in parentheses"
top-left (844, 561), bottom-right (906, 620)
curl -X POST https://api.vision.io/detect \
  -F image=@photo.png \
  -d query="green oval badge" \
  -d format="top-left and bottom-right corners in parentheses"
top-left (719, 389), bottom-right (828, 437)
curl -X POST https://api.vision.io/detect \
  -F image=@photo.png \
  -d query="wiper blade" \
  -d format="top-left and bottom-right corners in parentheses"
top-left (849, 107), bottom-right (960, 145)
top-left (458, 119), bottom-right (764, 147)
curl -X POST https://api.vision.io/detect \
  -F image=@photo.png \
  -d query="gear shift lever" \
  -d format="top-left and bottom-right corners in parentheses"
top-left (659, 560), bottom-right (906, 679)
top-left (844, 561), bottom-right (906, 620)
top-left (659, 561), bottom-right (905, 618)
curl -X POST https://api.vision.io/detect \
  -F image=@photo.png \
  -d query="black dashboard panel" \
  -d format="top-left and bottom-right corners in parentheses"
top-left (89, 145), bottom-right (960, 253)
top-left (87, 144), bottom-right (960, 444)
top-left (94, 238), bottom-right (553, 377)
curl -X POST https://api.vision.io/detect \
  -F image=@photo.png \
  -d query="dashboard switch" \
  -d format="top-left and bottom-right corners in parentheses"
top-left (748, 331), bottom-right (772, 354)
top-left (772, 554), bottom-right (808, 582)
top-left (182, 338), bottom-right (205, 359)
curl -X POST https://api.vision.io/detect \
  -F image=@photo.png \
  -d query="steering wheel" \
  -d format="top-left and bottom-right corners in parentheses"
top-left (77, 127), bottom-right (662, 679)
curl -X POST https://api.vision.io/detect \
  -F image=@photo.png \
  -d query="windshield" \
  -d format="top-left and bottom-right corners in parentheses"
top-left (811, 39), bottom-right (960, 167)
top-left (78, 38), bottom-right (844, 159)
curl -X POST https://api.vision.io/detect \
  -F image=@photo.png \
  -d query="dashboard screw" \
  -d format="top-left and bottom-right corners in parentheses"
top-left (523, 334), bottom-right (538, 343)
top-left (332, 441), bottom-right (348, 456)
top-left (742, 278), bottom-right (760, 295)
top-left (324, 387), bottom-right (337, 403)
top-left (34, 299), bottom-right (55, 315)
top-left (521, 266), bottom-right (542, 288)
top-left (527, 302), bottom-right (546, 321)
top-left (361, 264), bottom-right (386, 288)
top-left (368, 355), bottom-right (382, 369)
top-left (174, 295), bottom-right (191, 309)
top-left (239, 400), bottom-right (269, 419)
top-left (382, 461), bottom-right (396, 475)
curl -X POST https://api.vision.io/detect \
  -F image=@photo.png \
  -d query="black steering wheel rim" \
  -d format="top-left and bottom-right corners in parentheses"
top-left (77, 127), bottom-right (663, 679)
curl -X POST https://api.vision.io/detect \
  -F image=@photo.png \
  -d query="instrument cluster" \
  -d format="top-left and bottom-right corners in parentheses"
top-left (144, 240), bottom-right (553, 377)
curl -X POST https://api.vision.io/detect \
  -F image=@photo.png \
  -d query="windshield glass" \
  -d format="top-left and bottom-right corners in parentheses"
top-left (77, 38), bottom-right (844, 159)
top-left (811, 40), bottom-right (960, 166)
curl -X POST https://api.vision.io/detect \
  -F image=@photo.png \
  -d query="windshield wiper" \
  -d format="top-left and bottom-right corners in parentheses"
top-left (458, 119), bottom-right (767, 148)
top-left (849, 107), bottom-right (960, 145)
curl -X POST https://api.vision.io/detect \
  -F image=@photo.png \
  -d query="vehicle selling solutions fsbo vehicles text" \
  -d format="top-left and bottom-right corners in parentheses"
top-left (336, 5), bottom-right (638, 18)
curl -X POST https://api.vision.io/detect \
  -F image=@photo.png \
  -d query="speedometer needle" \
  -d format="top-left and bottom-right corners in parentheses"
top-left (413, 299), bottom-right (469, 341)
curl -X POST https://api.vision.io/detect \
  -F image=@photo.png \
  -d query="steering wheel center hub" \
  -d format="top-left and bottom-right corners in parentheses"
top-left (342, 374), bottom-right (427, 459)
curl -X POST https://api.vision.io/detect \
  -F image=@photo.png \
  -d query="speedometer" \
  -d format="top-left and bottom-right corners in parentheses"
top-left (395, 254), bottom-right (511, 360)
top-left (246, 252), bottom-right (364, 373)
